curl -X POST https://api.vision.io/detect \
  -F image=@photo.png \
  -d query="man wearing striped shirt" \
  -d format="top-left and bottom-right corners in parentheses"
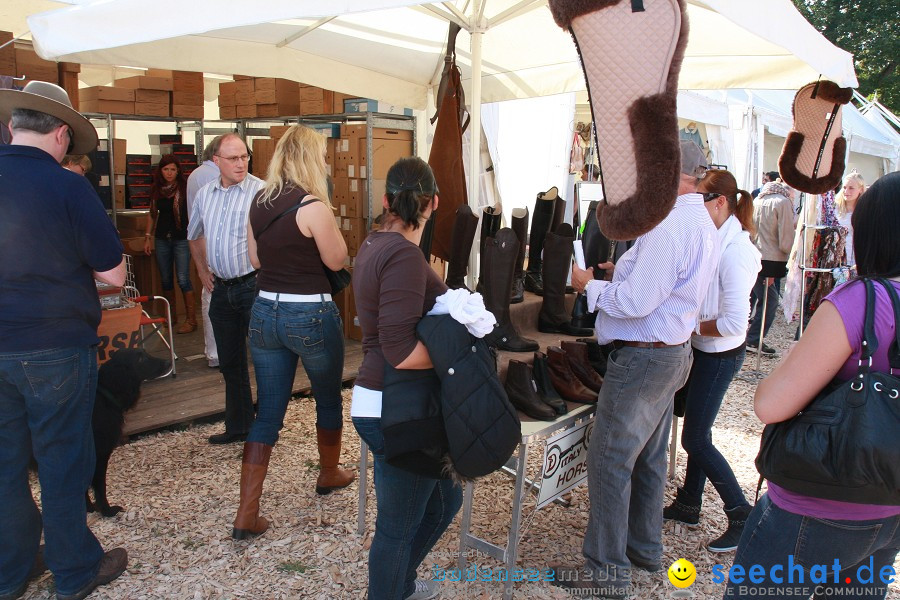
top-left (188, 134), bottom-right (263, 445)
top-left (555, 141), bottom-right (718, 598)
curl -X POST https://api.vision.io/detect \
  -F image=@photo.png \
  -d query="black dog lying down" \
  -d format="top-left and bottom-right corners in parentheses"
top-left (88, 349), bottom-right (169, 517)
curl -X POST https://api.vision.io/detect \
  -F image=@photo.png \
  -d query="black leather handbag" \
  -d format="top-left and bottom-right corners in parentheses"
top-left (755, 278), bottom-right (900, 505)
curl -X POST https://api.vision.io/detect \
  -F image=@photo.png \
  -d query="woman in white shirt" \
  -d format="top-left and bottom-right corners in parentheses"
top-left (663, 169), bottom-right (761, 552)
top-left (835, 170), bottom-right (866, 267)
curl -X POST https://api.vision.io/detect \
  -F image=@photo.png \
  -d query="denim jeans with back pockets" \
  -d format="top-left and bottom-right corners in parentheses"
top-left (0, 345), bottom-right (105, 597)
top-left (247, 296), bottom-right (345, 444)
top-left (724, 493), bottom-right (900, 599)
top-left (353, 415), bottom-right (462, 600)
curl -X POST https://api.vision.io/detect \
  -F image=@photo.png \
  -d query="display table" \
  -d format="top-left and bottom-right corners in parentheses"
top-left (456, 402), bottom-right (596, 600)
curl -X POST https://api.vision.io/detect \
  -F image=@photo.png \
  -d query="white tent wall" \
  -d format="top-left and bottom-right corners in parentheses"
top-left (481, 93), bottom-right (575, 224)
top-left (846, 151), bottom-right (889, 187)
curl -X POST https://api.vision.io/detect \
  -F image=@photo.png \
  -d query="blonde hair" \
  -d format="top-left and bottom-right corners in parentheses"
top-left (835, 170), bottom-right (866, 216)
top-left (259, 125), bottom-right (330, 208)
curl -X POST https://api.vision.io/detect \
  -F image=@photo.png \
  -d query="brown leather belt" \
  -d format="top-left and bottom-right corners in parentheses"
top-left (612, 340), bottom-right (685, 349)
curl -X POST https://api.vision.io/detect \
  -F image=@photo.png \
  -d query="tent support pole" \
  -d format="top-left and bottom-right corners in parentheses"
top-left (465, 26), bottom-right (484, 289)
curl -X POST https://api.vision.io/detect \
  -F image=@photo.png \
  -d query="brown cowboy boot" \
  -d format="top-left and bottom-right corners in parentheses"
top-left (316, 427), bottom-right (355, 495)
top-left (232, 442), bottom-right (272, 540)
top-left (177, 290), bottom-right (197, 334)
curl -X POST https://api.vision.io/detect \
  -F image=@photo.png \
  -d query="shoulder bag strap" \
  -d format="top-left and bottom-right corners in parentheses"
top-left (853, 279), bottom-right (878, 385)
top-left (876, 278), bottom-right (900, 373)
top-left (254, 191), bottom-right (317, 240)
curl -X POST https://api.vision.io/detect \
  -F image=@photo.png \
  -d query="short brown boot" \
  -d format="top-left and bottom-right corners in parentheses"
top-left (177, 290), bottom-right (197, 333)
top-left (232, 442), bottom-right (272, 540)
top-left (316, 426), bottom-right (355, 495)
top-left (560, 341), bottom-right (604, 392)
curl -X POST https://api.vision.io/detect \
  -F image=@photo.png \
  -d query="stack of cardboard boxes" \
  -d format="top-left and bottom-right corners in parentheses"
top-left (217, 77), bottom-right (352, 119)
top-left (113, 75), bottom-right (173, 117)
top-left (0, 32), bottom-right (15, 78)
top-left (125, 154), bottom-right (152, 209)
top-left (147, 69), bottom-right (205, 119)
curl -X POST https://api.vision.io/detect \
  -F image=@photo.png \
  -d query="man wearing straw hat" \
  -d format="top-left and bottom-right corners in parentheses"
top-left (0, 81), bottom-right (128, 600)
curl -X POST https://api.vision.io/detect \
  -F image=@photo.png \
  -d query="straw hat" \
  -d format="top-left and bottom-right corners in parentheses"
top-left (0, 81), bottom-right (98, 154)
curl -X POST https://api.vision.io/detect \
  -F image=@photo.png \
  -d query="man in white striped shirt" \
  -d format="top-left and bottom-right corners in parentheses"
top-left (188, 134), bottom-right (263, 445)
top-left (554, 141), bottom-right (718, 598)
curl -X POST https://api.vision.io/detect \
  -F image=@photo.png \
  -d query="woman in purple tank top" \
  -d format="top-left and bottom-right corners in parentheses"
top-left (724, 172), bottom-right (900, 599)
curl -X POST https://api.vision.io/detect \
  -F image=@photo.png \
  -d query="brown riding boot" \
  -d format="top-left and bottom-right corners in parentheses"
top-left (316, 426), bottom-right (355, 495)
top-left (232, 442), bottom-right (272, 540)
top-left (177, 290), bottom-right (197, 334)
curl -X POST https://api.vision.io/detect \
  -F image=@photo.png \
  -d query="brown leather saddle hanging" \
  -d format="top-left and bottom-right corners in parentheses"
top-left (427, 23), bottom-right (471, 262)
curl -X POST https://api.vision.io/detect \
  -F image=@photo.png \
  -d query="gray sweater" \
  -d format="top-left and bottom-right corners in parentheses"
top-left (753, 192), bottom-right (796, 262)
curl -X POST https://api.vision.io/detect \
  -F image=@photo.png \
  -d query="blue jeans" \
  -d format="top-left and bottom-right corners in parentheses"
top-left (681, 347), bottom-right (749, 509)
top-left (583, 343), bottom-right (692, 588)
top-left (247, 296), bottom-right (344, 444)
top-left (209, 276), bottom-right (256, 434)
top-left (724, 493), bottom-right (900, 599)
top-left (0, 346), bottom-right (105, 597)
top-left (353, 416), bottom-right (462, 600)
top-left (154, 237), bottom-right (192, 292)
top-left (747, 276), bottom-right (781, 345)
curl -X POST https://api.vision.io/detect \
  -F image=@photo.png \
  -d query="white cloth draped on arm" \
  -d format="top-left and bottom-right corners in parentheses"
top-left (427, 289), bottom-right (497, 338)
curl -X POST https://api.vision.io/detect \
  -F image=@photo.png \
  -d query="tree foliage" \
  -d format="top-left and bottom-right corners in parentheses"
top-left (792, 0), bottom-right (900, 115)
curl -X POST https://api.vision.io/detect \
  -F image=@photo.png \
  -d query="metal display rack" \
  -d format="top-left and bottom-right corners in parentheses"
top-left (87, 112), bottom-right (416, 232)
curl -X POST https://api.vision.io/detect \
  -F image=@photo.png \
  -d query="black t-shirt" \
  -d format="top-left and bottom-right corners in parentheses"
top-left (154, 192), bottom-right (188, 240)
top-left (0, 145), bottom-right (124, 351)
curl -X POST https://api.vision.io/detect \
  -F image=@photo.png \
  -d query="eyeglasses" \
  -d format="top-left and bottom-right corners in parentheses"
top-left (216, 154), bottom-right (251, 164)
top-left (65, 127), bottom-right (74, 153)
top-left (702, 192), bottom-right (722, 202)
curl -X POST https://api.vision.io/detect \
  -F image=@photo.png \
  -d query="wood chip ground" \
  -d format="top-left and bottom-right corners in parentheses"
top-left (21, 317), bottom-right (900, 599)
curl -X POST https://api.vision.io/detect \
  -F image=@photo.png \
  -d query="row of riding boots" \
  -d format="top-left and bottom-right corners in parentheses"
top-left (443, 187), bottom-right (594, 352)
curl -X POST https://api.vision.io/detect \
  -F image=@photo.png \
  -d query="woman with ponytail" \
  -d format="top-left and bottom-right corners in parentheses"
top-left (351, 157), bottom-right (461, 600)
top-left (664, 169), bottom-right (761, 552)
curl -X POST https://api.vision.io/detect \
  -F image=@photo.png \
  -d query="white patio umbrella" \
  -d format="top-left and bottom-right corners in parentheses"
top-left (28, 0), bottom-right (858, 205)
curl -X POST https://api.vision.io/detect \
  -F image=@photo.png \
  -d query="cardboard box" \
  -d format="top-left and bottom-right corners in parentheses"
top-left (172, 91), bottom-right (203, 106)
top-left (80, 86), bottom-right (135, 102)
top-left (344, 98), bottom-right (413, 116)
top-left (233, 75), bottom-right (254, 80)
top-left (251, 138), bottom-right (276, 178)
top-left (147, 135), bottom-right (181, 146)
top-left (300, 99), bottom-right (324, 115)
top-left (134, 102), bottom-right (169, 117)
top-left (269, 125), bottom-right (291, 141)
top-left (171, 104), bottom-right (204, 119)
top-left (257, 102), bottom-right (299, 118)
top-left (332, 92), bottom-right (352, 114)
top-left (115, 185), bottom-right (126, 209)
top-left (14, 47), bottom-right (58, 83)
top-left (300, 86), bottom-right (324, 102)
top-left (114, 75), bottom-right (173, 91)
top-left (218, 93), bottom-right (236, 107)
top-left (172, 71), bottom-right (204, 93)
top-left (254, 78), bottom-right (299, 92)
top-left (0, 31), bottom-right (15, 76)
top-left (145, 68), bottom-right (173, 78)
top-left (341, 217), bottom-right (368, 257)
top-left (80, 100), bottom-right (135, 115)
top-left (59, 69), bottom-right (79, 111)
top-left (134, 89), bottom-right (170, 104)
top-left (234, 90), bottom-right (255, 106)
top-left (58, 62), bottom-right (80, 74)
top-left (107, 139), bottom-right (127, 174)
top-left (363, 138), bottom-right (413, 179)
top-left (254, 88), bottom-right (298, 105)
top-left (345, 178), bottom-right (366, 217)
top-left (233, 79), bottom-right (255, 94)
top-left (344, 283), bottom-right (362, 341)
top-left (308, 123), bottom-right (341, 138)
top-left (236, 104), bottom-right (258, 118)
top-left (332, 176), bottom-right (349, 205)
top-left (219, 81), bottom-right (238, 96)
top-left (219, 105), bottom-right (237, 120)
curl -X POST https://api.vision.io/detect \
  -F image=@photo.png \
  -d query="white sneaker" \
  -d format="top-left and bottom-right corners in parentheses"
top-left (405, 579), bottom-right (441, 600)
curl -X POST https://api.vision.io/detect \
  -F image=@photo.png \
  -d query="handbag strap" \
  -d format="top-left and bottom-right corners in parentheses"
top-left (876, 278), bottom-right (900, 373)
top-left (253, 191), bottom-right (317, 240)
top-left (853, 278), bottom-right (878, 384)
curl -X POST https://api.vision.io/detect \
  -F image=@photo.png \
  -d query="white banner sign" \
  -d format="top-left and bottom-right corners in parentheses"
top-left (537, 417), bottom-right (594, 509)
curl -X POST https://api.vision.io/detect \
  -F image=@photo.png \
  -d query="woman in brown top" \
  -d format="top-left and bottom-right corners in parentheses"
top-left (231, 125), bottom-right (352, 541)
top-left (351, 157), bottom-right (462, 600)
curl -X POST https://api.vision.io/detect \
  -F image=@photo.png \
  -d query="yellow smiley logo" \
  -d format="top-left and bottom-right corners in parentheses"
top-left (667, 558), bottom-right (696, 588)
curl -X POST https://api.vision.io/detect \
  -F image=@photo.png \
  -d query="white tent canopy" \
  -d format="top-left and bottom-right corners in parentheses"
top-left (30, 0), bottom-right (858, 111)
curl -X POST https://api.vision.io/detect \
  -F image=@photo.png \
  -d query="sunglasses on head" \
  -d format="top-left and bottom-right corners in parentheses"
top-left (702, 192), bottom-right (723, 202)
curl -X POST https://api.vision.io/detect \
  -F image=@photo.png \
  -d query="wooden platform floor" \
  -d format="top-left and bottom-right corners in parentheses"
top-left (123, 290), bottom-right (582, 436)
top-left (124, 322), bottom-right (362, 437)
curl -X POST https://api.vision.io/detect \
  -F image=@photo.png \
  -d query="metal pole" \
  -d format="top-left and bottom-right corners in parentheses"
top-left (466, 25), bottom-right (484, 290)
top-left (755, 278), bottom-right (769, 371)
top-left (107, 115), bottom-right (117, 227)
